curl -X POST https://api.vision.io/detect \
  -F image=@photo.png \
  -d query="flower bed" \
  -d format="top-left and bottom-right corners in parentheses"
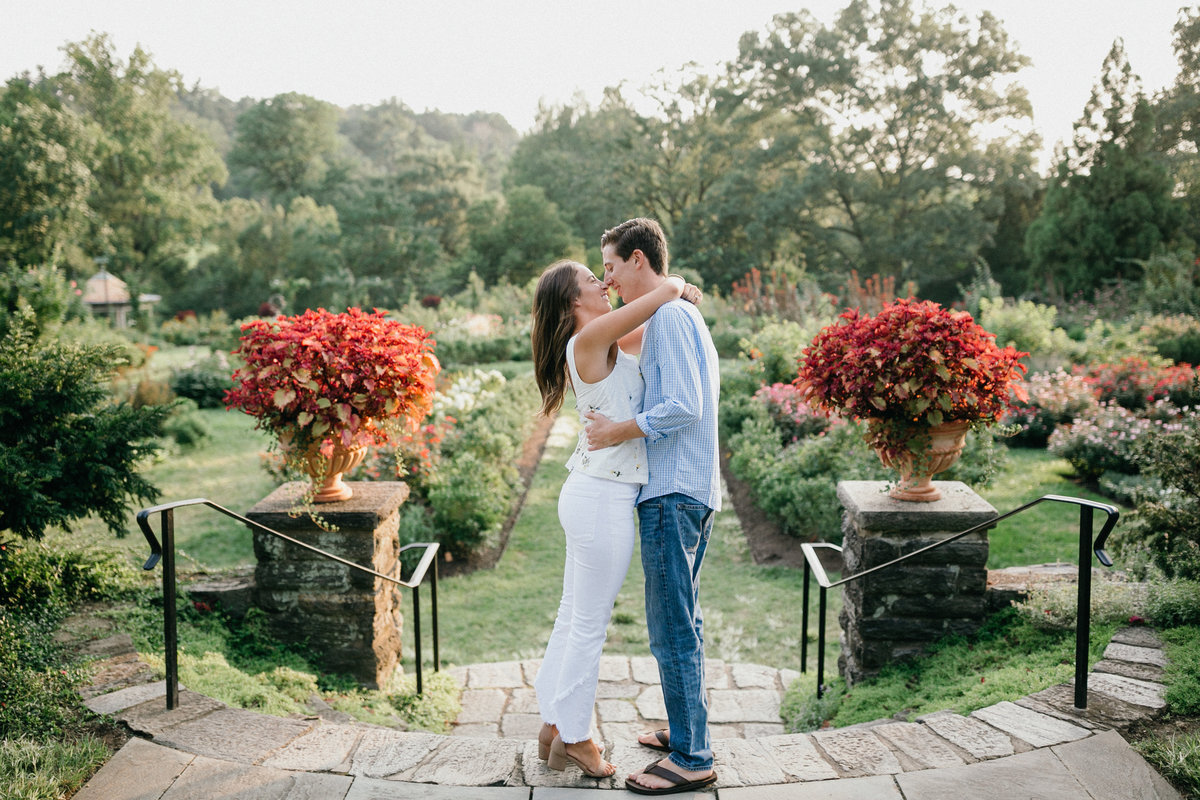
top-left (1003, 369), bottom-right (1099, 447)
top-left (1047, 402), bottom-right (1189, 481)
top-left (359, 369), bottom-right (541, 560)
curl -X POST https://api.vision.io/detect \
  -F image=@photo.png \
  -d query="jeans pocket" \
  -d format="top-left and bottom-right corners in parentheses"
top-left (676, 502), bottom-right (708, 554)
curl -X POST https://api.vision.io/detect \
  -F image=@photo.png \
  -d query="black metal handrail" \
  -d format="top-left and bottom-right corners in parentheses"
top-left (800, 494), bottom-right (1119, 710)
top-left (136, 498), bottom-right (440, 710)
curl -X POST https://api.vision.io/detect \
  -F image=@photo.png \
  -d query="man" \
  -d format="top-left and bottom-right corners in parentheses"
top-left (584, 218), bottom-right (721, 794)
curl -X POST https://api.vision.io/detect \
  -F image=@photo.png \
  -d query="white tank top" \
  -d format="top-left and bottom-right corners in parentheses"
top-left (563, 336), bottom-right (648, 484)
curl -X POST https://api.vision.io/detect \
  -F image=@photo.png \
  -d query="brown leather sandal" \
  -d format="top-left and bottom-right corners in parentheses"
top-left (625, 758), bottom-right (718, 795)
top-left (639, 729), bottom-right (671, 752)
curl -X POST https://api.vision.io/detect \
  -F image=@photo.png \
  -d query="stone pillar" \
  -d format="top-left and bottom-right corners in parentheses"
top-left (836, 480), bottom-right (997, 686)
top-left (246, 481), bottom-right (411, 688)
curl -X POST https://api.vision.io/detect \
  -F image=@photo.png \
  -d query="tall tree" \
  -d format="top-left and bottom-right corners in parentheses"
top-left (0, 79), bottom-right (98, 272)
top-left (731, 0), bottom-right (1036, 300)
top-left (1153, 6), bottom-right (1200, 244)
top-left (505, 98), bottom-right (644, 251)
top-left (52, 34), bottom-right (226, 295)
top-left (463, 185), bottom-right (582, 286)
top-left (1026, 40), bottom-right (1185, 299)
top-left (607, 68), bottom-right (748, 235)
top-left (227, 91), bottom-right (349, 203)
top-left (172, 196), bottom-right (345, 318)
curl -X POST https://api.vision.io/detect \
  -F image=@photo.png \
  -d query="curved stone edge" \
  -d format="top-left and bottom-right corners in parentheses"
top-left (78, 625), bottom-right (1170, 790)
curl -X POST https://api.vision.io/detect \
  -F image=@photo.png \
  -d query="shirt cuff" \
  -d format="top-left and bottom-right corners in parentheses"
top-left (636, 413), bottom-right (665, 443)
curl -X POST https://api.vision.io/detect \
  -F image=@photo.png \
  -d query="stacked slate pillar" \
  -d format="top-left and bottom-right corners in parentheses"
top-left (246, 481), bottom-right (410, 688)
top-left (836, 480), bottom-right (998, 686)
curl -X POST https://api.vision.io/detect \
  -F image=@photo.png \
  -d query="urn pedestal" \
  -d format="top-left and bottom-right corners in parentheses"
top-left (246, 481), bottom-right (410, 688)
top-left (836, 480), bottom-right (998, 686)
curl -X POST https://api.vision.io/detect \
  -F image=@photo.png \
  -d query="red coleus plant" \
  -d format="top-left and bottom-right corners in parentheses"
top-left (795, 299), bottom-right (1029, 460)
top-left (224, 308), bottom-right (440, 454)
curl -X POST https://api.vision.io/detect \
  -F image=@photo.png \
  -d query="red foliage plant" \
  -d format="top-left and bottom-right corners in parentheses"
top-left (795, 299), bottom-right (1029, 460)
top-left (224, 308), bottom-right (440, 454)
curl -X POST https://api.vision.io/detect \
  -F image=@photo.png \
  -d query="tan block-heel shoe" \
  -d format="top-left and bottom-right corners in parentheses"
top-left (547, 735), bottom-right (615, 778)
top-left (538, 723), bottom-right (557, 761)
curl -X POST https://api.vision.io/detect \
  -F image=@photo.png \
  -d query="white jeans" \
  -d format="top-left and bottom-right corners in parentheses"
top-left (535, 470), bottom-right (638, 743)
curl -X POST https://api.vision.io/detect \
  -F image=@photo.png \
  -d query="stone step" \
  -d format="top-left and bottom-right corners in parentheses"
top-left (76, 626), bottom-right (1173, 790)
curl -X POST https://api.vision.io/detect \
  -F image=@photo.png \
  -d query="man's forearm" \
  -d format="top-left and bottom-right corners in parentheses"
top-left (585, 413), bottom-right (646, 450)
top-left (607, 417), bottom-right (645, 445)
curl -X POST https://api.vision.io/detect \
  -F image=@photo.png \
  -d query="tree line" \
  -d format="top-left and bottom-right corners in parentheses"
top-left (4, 0), bottom-right (1200, 319)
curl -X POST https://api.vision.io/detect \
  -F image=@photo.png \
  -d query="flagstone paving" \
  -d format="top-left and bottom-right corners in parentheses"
top-left (70, 624), bottom-right (1182, 798)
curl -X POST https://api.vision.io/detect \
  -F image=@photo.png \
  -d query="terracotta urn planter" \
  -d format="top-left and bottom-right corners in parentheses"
top-left (277, 428), bottom-right (369, 503)
top-left (874, 419), bottom-right (970, 502)
top-left (303, 441), bottom-right (369, 503)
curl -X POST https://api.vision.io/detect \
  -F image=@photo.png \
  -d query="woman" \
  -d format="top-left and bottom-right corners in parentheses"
top-left (529, 259), bottom-right (695, 778)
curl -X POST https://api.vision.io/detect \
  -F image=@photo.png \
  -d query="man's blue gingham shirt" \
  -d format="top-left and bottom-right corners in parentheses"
top-left (634, 299), bottom-right (722, 510)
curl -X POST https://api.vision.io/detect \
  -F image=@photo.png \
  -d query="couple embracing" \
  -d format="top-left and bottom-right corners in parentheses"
top-left (529, 218), bottom-right (721, 795)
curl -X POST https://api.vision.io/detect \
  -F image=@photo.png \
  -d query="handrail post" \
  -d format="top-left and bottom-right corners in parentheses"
top-left (161, 509), bottom-right (179, 710)
top-left (817, 585), bottom-right (827, 699)
top-left (801, 558), bottom-right (810, 673)
top-left (431, 558), bottom-right (440, 673)
top-left (1075, 504), bottom-right (1094, 709)
top-left (413, 584), bottom-right (423, 696)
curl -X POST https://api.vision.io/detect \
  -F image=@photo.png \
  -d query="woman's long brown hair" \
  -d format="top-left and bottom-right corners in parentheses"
top-left (531, 260), bottom-right (583, 417)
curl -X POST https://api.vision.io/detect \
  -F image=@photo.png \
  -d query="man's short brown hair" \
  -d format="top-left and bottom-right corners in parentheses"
top-left (601, 218), bottom-right (669, 275)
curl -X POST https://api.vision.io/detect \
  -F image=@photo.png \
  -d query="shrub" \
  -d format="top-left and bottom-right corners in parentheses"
top-left (1142, 313), bottom-right (1200, 366)
top-left (1116, 416), bottom-right (1200, 580)
top-left (1047, 402), bottom-right (1184, 481)
top-left (430, 313), bottom-right (532, 366)
top-left (754, 382), bottom-right (830, 444)
top-left (0, 264), bottom-right (86, 341)
top-left (726, 393), bottom-right (1005, 543)
top-left (1082, 356), bottom-right (1174, 410)
top-left (1002, 369), bottom-right (1099, 447)
top-left (1097, 471), bottom-right (1160, 506)
top-left (358, 370), bottom-right (540, 560)
top-left (0, 538), bottom-right (132, 611)
top-left (739, 319), bottom-right (821, 386)
top-left (1012, 581), bottom-right (1145, 631)
top-left (709, 315), bottom-right (756, 359)
top-left (1151, 365), bottom-right (1200, 409)
top-left (1136, 250), bottom-right (1200, 316)
top-left (130, 377), bottom-right (173, 408)
top-left (729, 267), bottom-right (839, 324)
top-left (158, 310), bottom-right (238, 349)
top-left (427, 453), bottom-right (512, 557)
top-left (161, 399), bottom-right (212, 449)
top-left (0, 607), bottom-right (93, 738)
top-left (433, 331), bottom-right (531, 365)
top-left (169, 352), bottom-right (235, 409)
top-left (0, 322), bottom-right (168, 540)
top-left (1145, 580), bottom-right (1200, 628)
top-left (727, 415), bottom-right (889, 542)
top-left (1074, 318), bottom-right (1162, 367)
top-left (977, 296), bottom-right (1078, 369)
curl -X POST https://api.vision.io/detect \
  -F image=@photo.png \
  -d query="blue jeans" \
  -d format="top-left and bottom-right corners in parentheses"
top-left (638, 494), bottom-right (714, 771)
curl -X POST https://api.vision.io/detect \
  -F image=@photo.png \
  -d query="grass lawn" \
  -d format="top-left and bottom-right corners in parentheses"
top-left (42, 406), bottom-right (272, 574)
top-left (978, 447), bottom-right (1128, 569)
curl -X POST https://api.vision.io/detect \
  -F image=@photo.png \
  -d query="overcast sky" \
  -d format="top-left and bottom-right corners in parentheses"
top-left (1, 1), bottom-right (1186, 171)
